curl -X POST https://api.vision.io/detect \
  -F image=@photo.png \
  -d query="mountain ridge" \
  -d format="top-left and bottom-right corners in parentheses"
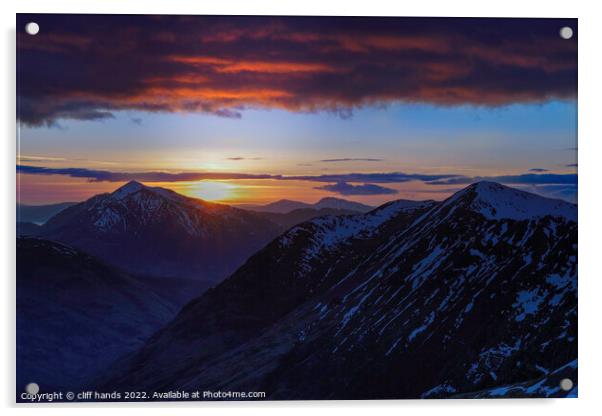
top-left (235, 196), bottom-right (375, 214)
top-left (442, 181), bottom-right (576, 221)
top-left (37, 181), bottom-right (283, 282)
top-left (97, 182), bottom-right (577, 399)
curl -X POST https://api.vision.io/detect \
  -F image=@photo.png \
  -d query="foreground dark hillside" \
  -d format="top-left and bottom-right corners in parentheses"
top-left (16, 238), bottom-right (177, 393)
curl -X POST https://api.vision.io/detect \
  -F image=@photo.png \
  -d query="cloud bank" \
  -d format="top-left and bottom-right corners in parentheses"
top-left (17, 15), bottom-right (577, 126)
top-left (17, 164), bottom-right (577, 201)
top-left (427, 173), bottom-right (577, 186)
top-left (16, 165), bottom-right (457, 184)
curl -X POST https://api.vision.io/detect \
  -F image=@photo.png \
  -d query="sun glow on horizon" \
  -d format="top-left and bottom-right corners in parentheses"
top-left (178, 181), bottom-right (240, 202)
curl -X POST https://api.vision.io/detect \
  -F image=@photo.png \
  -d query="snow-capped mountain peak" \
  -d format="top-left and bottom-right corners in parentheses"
top-left (444, 181), bottom-right (576, 221)
top-left (39, 183), bottom-right (283, 280)
top-left (110, 180), bottom-right (192, 206)
top-left (111, 180), bottom-right (146, 200)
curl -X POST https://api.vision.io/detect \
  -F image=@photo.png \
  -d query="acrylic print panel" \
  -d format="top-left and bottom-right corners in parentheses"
top-left (16, 14), bottom-right (577, 402)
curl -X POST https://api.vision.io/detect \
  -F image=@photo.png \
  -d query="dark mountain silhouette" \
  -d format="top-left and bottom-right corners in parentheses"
top-left (236, 198), bottom-right (311, 213)
top-left (98, 182), bottom-right (577, 399)
top-left (236, 197), bottom-right (374, 214)
top-left (259, 207), bottom-right (363, 229)
top-left (313, 197), bottom-right (374, 213)
top-left (16, 237), bottom-right (178, 393)
top-left (37, 181), bottom-right (283, 282)
top-left (17, 202), bottom-right (77, 224)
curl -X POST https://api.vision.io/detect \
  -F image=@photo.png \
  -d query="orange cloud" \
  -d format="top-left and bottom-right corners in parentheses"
top-left (170, 55), bottom-right (342, 74)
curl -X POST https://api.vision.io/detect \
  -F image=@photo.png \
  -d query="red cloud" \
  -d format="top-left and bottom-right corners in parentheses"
top-left (170, 55), bottom-right (343, 74)
top-left (17, 15), bottom-right (577, 126)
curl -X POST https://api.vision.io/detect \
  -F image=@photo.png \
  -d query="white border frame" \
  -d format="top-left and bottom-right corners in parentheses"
top-left (2, 1), bottom-right (601, 415)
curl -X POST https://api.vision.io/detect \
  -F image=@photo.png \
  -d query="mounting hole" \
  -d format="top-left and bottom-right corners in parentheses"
top-left (559, 26), bottom-right (573, 40)
top-left (25, 22), bottom-right (40, 36)
top-left (25, 382), bottom-right (39, 395)
top-left (559, 378), bottom-right (574, 391)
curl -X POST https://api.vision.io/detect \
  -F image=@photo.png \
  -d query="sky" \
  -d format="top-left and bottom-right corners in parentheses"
top-left (16, 15), bottom-right (577, 205)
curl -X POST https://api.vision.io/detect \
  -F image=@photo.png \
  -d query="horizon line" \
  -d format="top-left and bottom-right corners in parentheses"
top-left (16, 179), bottom-right (578, 208)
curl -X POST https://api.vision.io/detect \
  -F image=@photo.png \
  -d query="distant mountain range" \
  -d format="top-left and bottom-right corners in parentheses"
top-left (96, 182), bottom-right (577, 399)
top-left (16, 237), bottom-right (178, 393)
top-left (236, 197), bottom-right (374, 214)
top-left (20, 182), bottom-right (380, 283)
top-left (258, 207), bottom-right (362, 229)
top-left (17, 202), bottom-right (77, 224)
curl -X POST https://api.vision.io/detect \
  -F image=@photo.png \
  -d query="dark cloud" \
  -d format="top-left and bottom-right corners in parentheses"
top-left (17, 164), bottom-right (578, 202)
top-left (226, 157), bottom-right (264, 161)
top-left (528, 168), bottom-right (549, 172)
top-left (16, 165), bottom-right (277, 182)
top-left (320, 158), bottom-right (384, 163)
top-left (18, 164), bottom-right (578, 187)
top-left (566, 163), bottom-right (577, 167)
top-left (16, 164), bottom-right (459, 184)
top-left (130, 117), bottom-right (143, 125)
top-left (315, 181), bottom-right (398, 196)
top-left (427, 173), bottom-right (577, 186)
top-left (17, 15), bottom-right (577, 126)
top-left (292, 172), bottom-right (458, 183)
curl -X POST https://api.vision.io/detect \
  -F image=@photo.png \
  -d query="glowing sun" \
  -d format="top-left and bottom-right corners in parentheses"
top-left (188, 181), bottom-right (238, 201)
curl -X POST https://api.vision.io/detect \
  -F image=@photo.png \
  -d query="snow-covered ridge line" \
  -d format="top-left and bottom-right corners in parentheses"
top-left (278, 181), bottom-right (578, 257)
top-left (442, 181), bottom-right (577, 222)
top-left (280, 199), bottom-right (430, 251)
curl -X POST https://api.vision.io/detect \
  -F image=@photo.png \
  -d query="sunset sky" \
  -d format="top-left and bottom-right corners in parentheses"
top-left (16, 15), bottom-right (577, 205)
